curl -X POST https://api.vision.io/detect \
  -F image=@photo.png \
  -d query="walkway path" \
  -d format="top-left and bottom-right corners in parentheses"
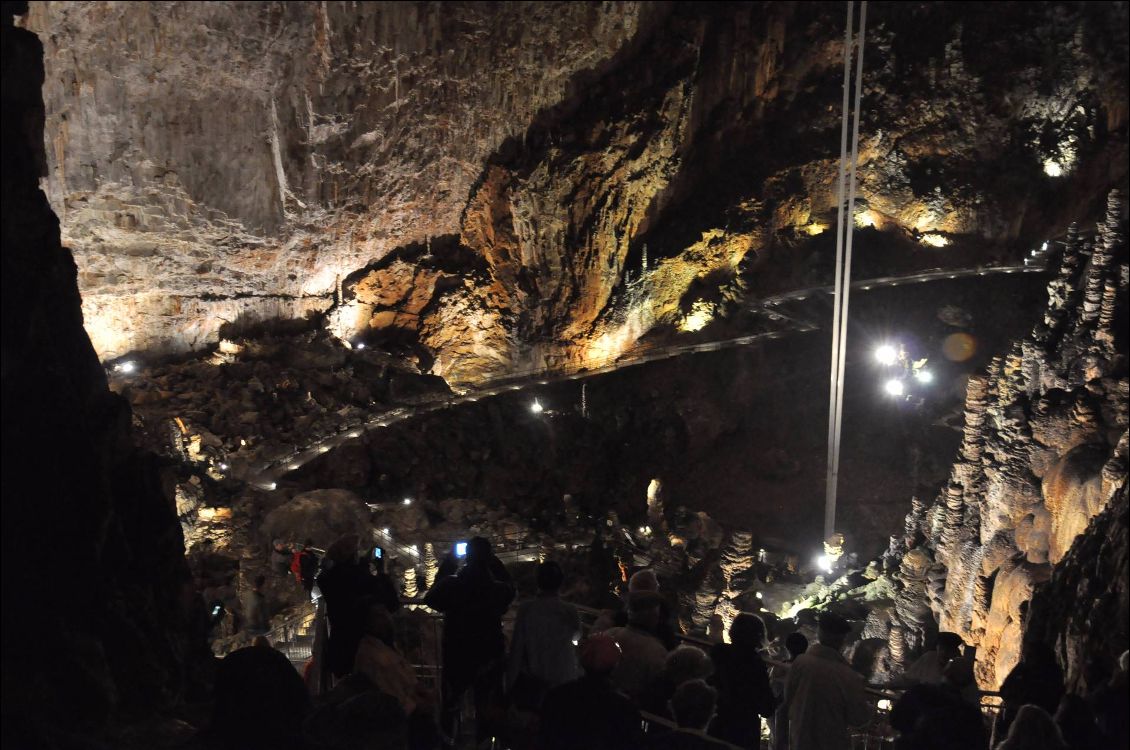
top-left (237, 262), bottom-right (1050, 489)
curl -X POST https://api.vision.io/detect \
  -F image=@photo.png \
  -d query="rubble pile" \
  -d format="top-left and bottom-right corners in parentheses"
top-left (113, 329), bottom-right (449, 475)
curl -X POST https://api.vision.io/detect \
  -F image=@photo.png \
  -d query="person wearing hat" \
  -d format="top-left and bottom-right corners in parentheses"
top-left (782, 612), bottom-right (871, 750)
top-left (604, 589), bottom-right (670, 704)
top-left (540, 634), bottom-right (642, 750)
top-left (593, 568), bottom-right (680, 649)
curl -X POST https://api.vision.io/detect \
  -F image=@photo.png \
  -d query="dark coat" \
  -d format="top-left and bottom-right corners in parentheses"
top-left (708, 643), bottom-right (775, 747)
top-left (423, 559), bottom-right (515, 675)
top-left (211, 645), bottom-right (310, 750)
top-left (317, 561), bottom-right (400, 677)
top-left (540, 674), bottom-right (642, 750)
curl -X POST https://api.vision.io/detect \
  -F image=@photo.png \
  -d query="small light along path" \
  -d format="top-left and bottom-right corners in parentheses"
top-left (239, 262), bottom-right (1050, 490)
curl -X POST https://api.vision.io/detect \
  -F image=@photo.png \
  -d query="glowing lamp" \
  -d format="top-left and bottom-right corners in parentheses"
top-left (1043, 159), bottom-right (1063, 177)
top-left (874, 345), bottom-right (898, 366)
top-left (455, 542), bottom-right (468, 558)
top-left (382, 528), bottom-right (390, 535)
top-left (815, 554), bottom-right (834, 573)
top-left (218, 462), bottom-right (229, 471)
top-left (530, 399), bottom-right (544, 414)
top-left (355, 342), bottom-right (366, 350)
top-left (914, 370), bottom-right (934, 384)
top-left (402, 498), bottom-right (413, 506)
top-left (755, 592), bottom-right (764, 600)
top-left (1041, 242), bottom-right (1049, 252)
top-left (884, 379), bottom-right (905, 397)
top-left (116, 361), bottom-right (136, 374)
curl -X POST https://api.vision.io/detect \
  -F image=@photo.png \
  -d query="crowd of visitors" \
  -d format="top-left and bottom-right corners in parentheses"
top-left (201, 534), bottom-right (1129, 750)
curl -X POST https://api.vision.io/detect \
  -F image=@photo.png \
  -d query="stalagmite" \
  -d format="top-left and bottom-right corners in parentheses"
top-left (887, 191), bottom-right (1127, 688)
top-left (424, 543), bottom-right (437, 589)
top-left (403, 566), bottom-right (418, 599)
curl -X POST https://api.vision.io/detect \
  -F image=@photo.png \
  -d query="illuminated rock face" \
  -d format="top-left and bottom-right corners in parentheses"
top-left (889, 195), bottom-right (1128, 688)
top-left (25, 2), bottom-right (1129, 381)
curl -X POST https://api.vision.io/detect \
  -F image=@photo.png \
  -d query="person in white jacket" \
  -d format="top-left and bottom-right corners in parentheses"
top-left (783, 613), bottom-right (872, 750)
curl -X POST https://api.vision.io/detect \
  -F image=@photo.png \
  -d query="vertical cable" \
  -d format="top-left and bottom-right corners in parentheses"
top-left (824, 0), bottom-right (855, 544)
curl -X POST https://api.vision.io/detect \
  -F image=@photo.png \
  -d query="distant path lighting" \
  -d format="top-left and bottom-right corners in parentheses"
top-left (914, 369), bottom-right (934, 384)
top-left (530, 399), bottom-right (544, 414)
top-left (884, 379), bottom-right (905, 397)
top-left (402, 498), bottom-right (413, 506)
top-left (874, 344), bottom-right (898, 366)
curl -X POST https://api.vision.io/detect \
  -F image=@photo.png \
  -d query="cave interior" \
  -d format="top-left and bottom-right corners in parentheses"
top-left (1, 1), bottom-right (1128, 748)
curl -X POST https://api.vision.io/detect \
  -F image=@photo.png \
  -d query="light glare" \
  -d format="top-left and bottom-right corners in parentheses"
top-left (874, 345), bottom-right (898, 366)
top-left (530, 399), bottom-right (544, 414)
top-left (884, 379), bottom-right (905, 397)
top-left (915, 370), bottom-right (934, 384)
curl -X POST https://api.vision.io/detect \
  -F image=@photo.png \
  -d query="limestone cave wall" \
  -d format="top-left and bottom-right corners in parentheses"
top-left (1, 5), bottom-right (203, 745)
top-left (23, 1), bottom-right (1130, 383)
top-left (880, 194), bottom-right (1128, 689)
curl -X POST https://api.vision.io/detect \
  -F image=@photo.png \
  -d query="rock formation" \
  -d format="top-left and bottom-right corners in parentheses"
top-left (1025, 484), bottom-right (1128, 695)
top-left (2, 4), bottom-right (203, 744)
top-left (23, 2), bottom-right (1129, 384)
top-left (884, 193), bottom-right (1128, 688)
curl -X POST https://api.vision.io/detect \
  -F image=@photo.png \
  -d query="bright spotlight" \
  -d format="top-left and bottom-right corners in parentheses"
top-left (1043, 159), bottom-right (1063, 177)
top-left (755, 592), bottom-right (764, 600)
top-left (914, 370), bottom-right (934, 384)
top-left (382, 527), bottom-right (390, 535)
top-left (455, 542), bottom-right (468, 558)
top-left (530, 399), bottom-right (544, 414)
top-left (116, 361), bottom-right (136, 374)
top-left (1040, 242), bottom-right (1049, 252)
top-left (402, 498), bottom-right (413, 506)
top-left (815, 554), bottom-right (834, 573)
top-left (884, 379), bottom-right (905, 397)
top-left (874, 345), bottom-right (898, 366)
top-left (355, 342), bottom-right (366, 350)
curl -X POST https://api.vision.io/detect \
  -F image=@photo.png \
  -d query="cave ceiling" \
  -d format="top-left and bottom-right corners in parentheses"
top-left (23, 1), bottom-right (1130, 384)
